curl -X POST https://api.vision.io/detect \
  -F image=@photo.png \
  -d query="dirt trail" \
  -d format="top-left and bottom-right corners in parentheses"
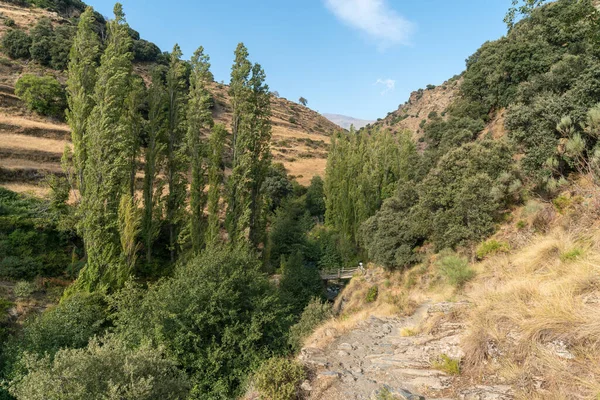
top-left (300, 302), bottom-right (514, 400)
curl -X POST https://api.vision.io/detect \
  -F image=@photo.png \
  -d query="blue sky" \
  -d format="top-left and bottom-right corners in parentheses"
top-left (86, 0), bottom-right (511, 120)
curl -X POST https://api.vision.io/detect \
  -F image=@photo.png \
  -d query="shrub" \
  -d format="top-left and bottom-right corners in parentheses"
top-left (288, 298), bottom-right (332, 352)
top-left (4, 18), bottom-right (15, 27)
top-left (1, 29), bottom-right (31, 59)
top-left (13, 281), bottom-right (36, 298)
top-left (9, 338), bottom-right (190, 400)
top-left (289, 116), bottom-right (297, 124)
top-left (365, 285), bottom-right (378, 303)
top-left (437, 254), bottom-right (475, 288)
top-left (553, 194), bottom-right (571, 213)
top-left (253, 357), bottom-right (306, 400)
top-left (15, 74), bottom-right (67, 118)
top-left (476, 239), bottom-right (509, 260)
top-left (29, 17), bottom-right (54, 66)
top-left (17, 292), bottom-right (108, 357)
top-left (426, 84), bottom-right (436, 90)
top-left (133, 39), bottom-right (161, 62)
top-left (432, 354), bottom-right (460, 375)
top-left (111, 247), bottom-right (291, 399)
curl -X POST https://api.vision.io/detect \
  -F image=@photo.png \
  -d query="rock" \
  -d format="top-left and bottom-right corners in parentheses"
top-left (545, 340), bottom-right (575, 359)
top-left (370, 386), bottom-right (424, 400)
top-left (300, 380), bottom-right (312, 391)
top-left (318, 371), bottom-right (341, 379)
top-left (337, 350), bottom-right (350, 357)
top-left (459, 385), bottom-right (513, 400)
top-left (338, 342), bottom-right (354, 351)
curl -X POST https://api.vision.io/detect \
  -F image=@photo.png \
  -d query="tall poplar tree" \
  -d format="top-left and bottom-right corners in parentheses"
top-left (205, 123), bottom-right (227, 246)
top-left (142, 67), bottom-right (167, 266)
top-left (65, 6), bottom-right (100, 199)
top-left (75, 3), bottom-right (134, 292)
top-left (164, 44), bottom-right (188, 262)
top-left (226, 43), bottom-right (252, 243)
top-left (186, 46), bottom-right (213, 253)
top-left (244, 63), bottom-right (272, 247)
top-left (226, 44), bottom-right (272, 248)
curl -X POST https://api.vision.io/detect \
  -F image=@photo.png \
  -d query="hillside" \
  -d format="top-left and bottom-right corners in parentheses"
top-left (362, 78), bottom-right (461, 141)
top-left (322, 113), bottom-right (373, 130)
top-left (0, 2), bottom-right (341, 196)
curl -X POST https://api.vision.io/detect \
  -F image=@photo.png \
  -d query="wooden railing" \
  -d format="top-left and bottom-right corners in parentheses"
top-left (319, 267), bottom-right (361, 281)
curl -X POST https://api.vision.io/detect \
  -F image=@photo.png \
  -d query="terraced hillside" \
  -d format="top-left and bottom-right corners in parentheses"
top-left (0, 3), bottom-right (342, 197)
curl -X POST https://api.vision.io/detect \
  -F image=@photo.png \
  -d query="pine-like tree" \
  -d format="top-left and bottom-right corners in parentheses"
top-left (142, 67), bottom-right (167, 266)
top-left (205, 123), bottom-right (227, 246)
top-left (186, 46), bottom-right (213, 253)
top-left (75, 3), bottom-right (135, 292)
top-left (164, 44), bottom-right (188, 262)
top-left (65, 6), bottom-right (100, 200)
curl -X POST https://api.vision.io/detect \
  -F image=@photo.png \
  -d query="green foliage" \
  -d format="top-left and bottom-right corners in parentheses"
top-left (288, 298), bottom-right (332, 352)
top-left (263, 163), bottom-right (294, 213)
top-left (30, 17), bottom-right (53, 66)
top-left (0, 188), bottom-right (74, 280)
top-left (9, 337), bottom-right (189, 400)
top-left (279, 252), bottom-right (324, 317)
top-left (16, 292), bottom-right (108, 358)
top-left (365, 285), bottom-right (378, 303)
top-left (476, 239), bottom-right (509, 260)
top-left (267, 199), bottom-right (310, 269)
top-left (305, 175), bottom-right (326, 222)
top-left (1, 29), bottom-right (31, 59)
top-left (205, 123), bottom-right (227, 246)
top-left (325, 129), bottom-right (419, 246)
top-left (186, 45), bottom-right (213, 253)
top-left (132, 39), bottom-right (161, 62)
top-left (299, 96), bottom-right (308, 106)
top-left (111, 247), bottom-right (291, 399)
top-left (253, 357), bottom-right (306, 400)
top-left (15, 74), bottom-right (66, 118)
top-left (437, 254), bottom-right (475, 288)
top-left (3, 18), bottom-right (15, 27)
top-left (360, 185), bottom-right (423, 269)
top-left (13, 281), bottom-right (36, 299)
top-left (49, 24), bottom-right (75, 70)
top-left (75, 4), bottom-right (135, 293)
top-left (432, 354), bottom-right (461, 375)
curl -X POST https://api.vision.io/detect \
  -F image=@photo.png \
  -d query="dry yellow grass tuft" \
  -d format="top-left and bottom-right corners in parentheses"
top-left (463, 226), bottom-right (600, 399)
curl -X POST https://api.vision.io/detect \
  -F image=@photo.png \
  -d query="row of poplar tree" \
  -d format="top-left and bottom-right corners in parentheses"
top-left (64, 4), bottom-right (272, 293)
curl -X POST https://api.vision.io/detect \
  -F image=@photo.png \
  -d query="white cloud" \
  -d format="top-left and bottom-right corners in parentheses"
top-left (374, 78), bottom-right (395, 95)
top-left (324, 0), bottom-right (415, 47)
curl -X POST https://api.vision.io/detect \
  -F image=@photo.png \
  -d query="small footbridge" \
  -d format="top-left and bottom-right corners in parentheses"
top-left (319, 267), bottom-right (361, 281)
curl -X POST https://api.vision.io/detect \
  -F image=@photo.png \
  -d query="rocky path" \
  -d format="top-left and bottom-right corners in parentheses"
top-left (299, 302), bottom-right (514, 400)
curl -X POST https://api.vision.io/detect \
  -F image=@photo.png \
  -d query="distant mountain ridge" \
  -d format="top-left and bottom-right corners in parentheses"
top-left (323, 113), bottom-right (374, 130)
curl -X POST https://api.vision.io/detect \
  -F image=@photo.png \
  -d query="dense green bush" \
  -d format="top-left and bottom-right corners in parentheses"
top-left (279, 252), bottom-right (324, 317)
top-left (253, 357), bottom-right (306, 400)
top-left (9, 338), bottom-right (190, 400)
top-left (288, 298), bottom-right (332, 352)
top-left (0, 188), bottom-right (75, 280)
top-left (305, 175), bottom-right (326, 221)
top-left (1, 29), bottom-right (31, 59)
top-left (29, 17), bottom-right (54, 66)
top-left (437, 254), bottom-right (475, 288)
top-left (16, 292), bottom-right (108, 357)
top-left (15, 74), bottom-right (67, 118)
top-left (360, 185), bottom-right (424, 269)
top-left (133, 39), bottom-right (161, 62)
top-left (111, 247), bottom-right (291, 399)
